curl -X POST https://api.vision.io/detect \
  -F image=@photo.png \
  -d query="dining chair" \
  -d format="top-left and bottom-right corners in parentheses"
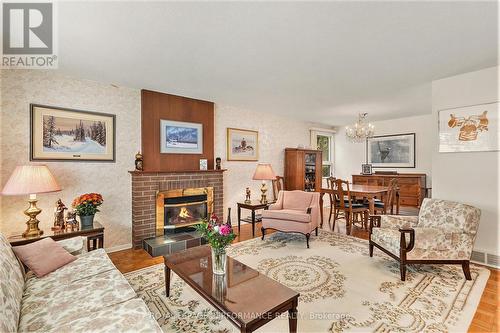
top-left (374, 178), bottom-right (398, 215)
top-left (326, 176), bottom-right (336, 224)
top-left (272, 176), bottom-right (285, 202)
top-left (333, 179), bottom-right (369, 234)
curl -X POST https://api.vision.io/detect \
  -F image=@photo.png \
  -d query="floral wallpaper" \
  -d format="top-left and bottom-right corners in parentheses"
top-left (0, 70), bottom-right (140, 249)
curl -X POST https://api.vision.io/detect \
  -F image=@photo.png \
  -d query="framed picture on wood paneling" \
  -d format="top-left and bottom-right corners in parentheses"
top-left (226, 128), bottom-right (259, 161)
top-left (30, 104), bottom-right (116, 162)
top-left (438, 102), bottom-right (499, 153)
top-left (160, 120), bottom-right (203, 154)
top-left (366, 133), bottom-right (415, 168)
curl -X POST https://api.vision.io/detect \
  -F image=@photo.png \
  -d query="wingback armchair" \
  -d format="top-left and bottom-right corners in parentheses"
top-left (369, 198), bottom-right (481, 281)
top-left (261, 190), bottom-right (320, 248)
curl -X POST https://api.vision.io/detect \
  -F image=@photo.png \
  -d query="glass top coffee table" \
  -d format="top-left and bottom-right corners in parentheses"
top-left (164, 245), bottom-right (299, 333)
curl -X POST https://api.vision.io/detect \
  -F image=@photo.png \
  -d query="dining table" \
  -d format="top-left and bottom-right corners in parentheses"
top-left (319, 184), bottom-right (390, 228)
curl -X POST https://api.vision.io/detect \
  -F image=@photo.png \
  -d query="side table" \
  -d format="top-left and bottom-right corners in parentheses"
top-left (237, 201), bottom-right (272, 237)
top-left (8, 221), bottom-right (105, 251)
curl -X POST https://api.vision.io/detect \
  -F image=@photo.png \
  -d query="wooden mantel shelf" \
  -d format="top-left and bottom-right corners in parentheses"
top-left (129, 169), bottom-right (227, 175)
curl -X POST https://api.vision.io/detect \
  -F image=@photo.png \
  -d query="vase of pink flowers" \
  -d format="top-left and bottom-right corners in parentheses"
top-left (196, 213), bottom-right (236, 275)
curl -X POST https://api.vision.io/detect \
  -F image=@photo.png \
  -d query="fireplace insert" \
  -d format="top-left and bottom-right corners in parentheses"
top-left (156, 187), bottom-right (214, 235)
top-left (164, 194), bottom-right (207, 229)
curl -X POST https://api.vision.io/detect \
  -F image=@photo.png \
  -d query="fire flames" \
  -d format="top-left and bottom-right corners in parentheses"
top-left (178, 207), bottom-right (193, 219)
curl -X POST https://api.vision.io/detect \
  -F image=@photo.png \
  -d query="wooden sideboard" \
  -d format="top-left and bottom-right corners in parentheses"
top-left (352, 173), bottom-right (427, 207)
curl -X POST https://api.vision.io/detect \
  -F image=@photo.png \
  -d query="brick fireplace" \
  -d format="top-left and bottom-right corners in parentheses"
top-left (130, 170), bottom-right (224, 249)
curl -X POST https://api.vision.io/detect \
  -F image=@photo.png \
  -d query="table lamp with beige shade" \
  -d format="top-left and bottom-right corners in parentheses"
top-left (252, 163), bottom-right (276, 204)
top-left (1, 165), bottom-right (61, 237)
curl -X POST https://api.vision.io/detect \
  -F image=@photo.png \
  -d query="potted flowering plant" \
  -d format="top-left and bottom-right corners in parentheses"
top-left (196, 213), bottom-right (236, 274)
top-left (72, 193), bottom-right (103, 227)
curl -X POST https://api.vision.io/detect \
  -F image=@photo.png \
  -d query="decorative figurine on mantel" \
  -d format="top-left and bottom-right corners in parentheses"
top-left (51, 199), bottom-right (67, 230)
top-left (135, 152), bottom-right (143, 171)
top-left (215, 157), bottom-right (222, 170)
top-left (65, 211), bottom-right (78, 231)
top-left (244, 187), bottom-right (251, 204)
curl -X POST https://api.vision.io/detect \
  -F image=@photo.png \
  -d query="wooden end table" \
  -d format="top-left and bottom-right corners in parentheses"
top-left (164, 245), bottom-right (299, 333)
top-left (8, 221), bottom-right (104, 251)
top-left (237, 200), bottom-right (272, 237)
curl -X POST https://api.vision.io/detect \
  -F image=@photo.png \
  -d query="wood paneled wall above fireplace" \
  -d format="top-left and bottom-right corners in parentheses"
top-left (141, 90), bottom-right (215, 172)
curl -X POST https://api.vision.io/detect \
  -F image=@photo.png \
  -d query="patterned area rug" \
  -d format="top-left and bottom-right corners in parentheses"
top-left (124, 230), bottom-right (489, 332)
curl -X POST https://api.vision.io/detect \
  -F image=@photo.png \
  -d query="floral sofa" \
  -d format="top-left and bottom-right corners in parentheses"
top-left (0, 233), bottom-right (161, 333)
top-left (369, 198), bottom-right (481, 281)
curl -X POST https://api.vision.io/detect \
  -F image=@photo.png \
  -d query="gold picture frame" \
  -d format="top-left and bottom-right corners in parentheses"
top-left (30, 104), bottom-right (116, 162)
top-left (226, 128), bottom-right (259, 161)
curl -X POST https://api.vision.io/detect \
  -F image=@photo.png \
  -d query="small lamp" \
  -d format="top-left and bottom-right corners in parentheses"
top-left (252, 163), bottom-right (276, 204)
top-left (1, 165), bottom-right (61, 237)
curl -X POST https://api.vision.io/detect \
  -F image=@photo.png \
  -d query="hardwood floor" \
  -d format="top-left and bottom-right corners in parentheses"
top-left (108, 209), bottom-right (499, 332)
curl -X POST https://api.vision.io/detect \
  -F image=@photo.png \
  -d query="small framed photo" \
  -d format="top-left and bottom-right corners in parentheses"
top-left (160, 120), bottom-right (203, 154)
top-left (199, 159), bottom-right (208, 170)
top-left (227, 128), bottom-right (259, 161)
top-left (30, 104), bottom-right (116, 162)
top-left (361, 164), bottom-right (373, 175)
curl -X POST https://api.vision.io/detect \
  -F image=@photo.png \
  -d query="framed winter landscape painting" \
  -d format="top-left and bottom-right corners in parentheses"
top-left (438, 102), bottom-right (499, 153)
top-left (30, 104), bottom-right (116, 162)
top-left (366, 133), bottom-right (415, 168)
top-left (227, 128), bottom-right (259, 161)
top-left (160, 120), bottom-right (203, 154)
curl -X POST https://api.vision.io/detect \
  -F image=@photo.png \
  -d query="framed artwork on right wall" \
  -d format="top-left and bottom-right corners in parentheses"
top-left (226, 128), bottom-right (259, 161)
top-left (438, 101), bottom-right (499, 153)
top-left (366, 133), bottom-right (416, 168)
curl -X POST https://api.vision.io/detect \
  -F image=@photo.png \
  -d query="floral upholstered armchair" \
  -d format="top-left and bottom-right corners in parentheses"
top-left (261, 190), bottom-right (320, 248)
top-left (369, 198), bottom-right (481, 281)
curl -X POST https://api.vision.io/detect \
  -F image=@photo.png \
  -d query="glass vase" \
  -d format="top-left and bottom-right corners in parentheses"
top-left (211, 247), bottom-right (227, 275)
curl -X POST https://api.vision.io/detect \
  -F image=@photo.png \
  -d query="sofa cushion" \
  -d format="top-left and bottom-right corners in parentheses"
top-left (262, 209), bottom-right (311, 223)
top-left (19, 269), bottom-right (137, 332)
top-left (57, 236), bottom-right (85, 255)
top-left (282, 191), bottom-right (313, 210)
top-left (24, 248), bottom-right (116, 295)
top-left (12, 238), bottom-right (76, 278)
top-left (0, 233), bottom-right (25, 333)
top-left (45, 298), bottom-right (162, 333)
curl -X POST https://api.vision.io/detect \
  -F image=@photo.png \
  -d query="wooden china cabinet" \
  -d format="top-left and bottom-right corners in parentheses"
top-left (284, 148), bottom-right (322, 192)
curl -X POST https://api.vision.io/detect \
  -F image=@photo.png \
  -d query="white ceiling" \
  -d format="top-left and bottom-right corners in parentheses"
top-left (56, 1), bottom-right (498, 125)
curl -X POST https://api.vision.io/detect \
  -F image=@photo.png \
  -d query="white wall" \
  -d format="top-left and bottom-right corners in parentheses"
top-left (0, 70), bottom-right (313, 248)
top-left (432, 66), bottom-right (499, 256)
top-left (0, 70), bottom-right (140, 251)
top-left (335, 114), bottom-right (433, 186)
top-left (214, 105), bottom-right (313, 221)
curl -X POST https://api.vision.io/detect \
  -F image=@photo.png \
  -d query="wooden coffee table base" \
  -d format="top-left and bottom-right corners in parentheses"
top-left (164, 246), bottom-right (299, 333)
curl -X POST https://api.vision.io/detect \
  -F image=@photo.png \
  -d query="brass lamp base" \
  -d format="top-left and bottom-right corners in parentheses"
top-left (22, 197), bottom-right (43, 238)
top-left (260, 181), bottom-right (268, 204)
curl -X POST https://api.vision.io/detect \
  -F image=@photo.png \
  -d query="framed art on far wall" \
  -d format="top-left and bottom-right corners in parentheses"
top-left (366, 133), bottom-right (415, 168)
top-left (30, 104), bottom-right (116, 162)
top-left (227, 128), bottom-right (259, 161)
top-left (160, 120), bottom-right (203, 154)
top-left (438, 102), bottom-right (499, 153)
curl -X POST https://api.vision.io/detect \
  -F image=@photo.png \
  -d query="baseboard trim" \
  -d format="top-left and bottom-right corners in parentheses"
top-left (105, 243), bottom-right (132, 253)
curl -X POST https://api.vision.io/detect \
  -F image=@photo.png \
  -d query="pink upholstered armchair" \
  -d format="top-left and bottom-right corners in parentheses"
top-left (261, 190), bottom-right (320, 248)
